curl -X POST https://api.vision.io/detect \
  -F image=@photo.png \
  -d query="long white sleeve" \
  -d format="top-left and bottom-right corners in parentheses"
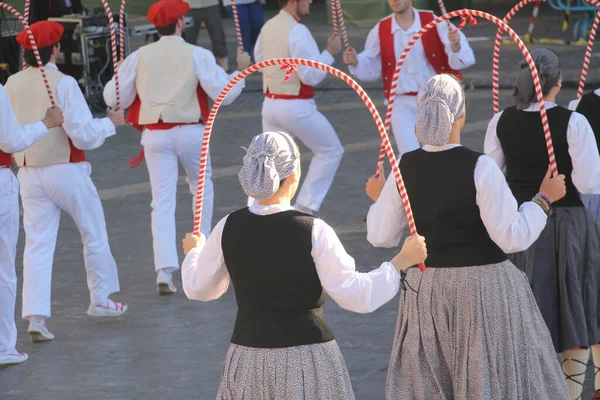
top-left (367, 173), bottom-right (408, 248)
top-left (483, 111), bottom-right (506, 173)
top-left (348, 24), bottom-right (383, 82)
top-left (312, 219), bottom-right (400, 314)
top-left (435, 18), bottom-right (476, 70)
top-left (0, 84), bottom-right (48, 153)
top-left (567, 112), bottom-right (600, 194)
top-left (192, 46), bottom-right (245, 105)
top-left (366, 149), bottom-right (548, 254)
top-left (288, 24), bottom-right (334, 87)
top-left (102, 50), bottom-right (140, 110)
top-left (182, 216), bottom-right (231, 302)
top-left (56, 74), bottom-right (115, 151)
top-left (474, 155), bottom-right (547, 253)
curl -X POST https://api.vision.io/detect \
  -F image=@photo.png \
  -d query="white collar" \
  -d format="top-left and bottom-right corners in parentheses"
top-left (45, 62), bottom-right (58, 70)
top-left (523, 101), bottom-right (558, 112)
top-left (390, 8), bottom-right (421, 34)
top-left (595, 88), bottom-right (600, 97)
top-left (421, 143), bottom-right (462, 152)
top-left (248, 203), bottom-right (295, 216)
top-left (159, 35), bottom-right (184, 43)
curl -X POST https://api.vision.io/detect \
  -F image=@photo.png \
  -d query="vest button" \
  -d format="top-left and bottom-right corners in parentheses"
top-left (441, 66), bottom-right (446, 70)
top-left (384, 77), bottom-right (388, 80)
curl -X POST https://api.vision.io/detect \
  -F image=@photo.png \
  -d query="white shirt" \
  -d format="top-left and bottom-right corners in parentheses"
top-left (0, 83), bottom-right (48, 154)
top-left (484, 101), bottom-right (600, 195)
top-left (349, 9), bottom-right (475, 95)
top-left (182, 203), bottom-right (401, 314)
top-left (254, 11), bottom-right (335, 88)
top-left (40, 64), bottom-right (116, 151)
top-left (367, 144), bottom-right (548, 254)
top-left (568, 88), bottom-right (600, 111)
top-left (103, 36), bottom-right (246, 110)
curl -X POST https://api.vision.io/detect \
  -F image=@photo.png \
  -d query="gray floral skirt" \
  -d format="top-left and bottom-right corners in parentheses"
top-left (216, 340), bottom-right (355, 400)
top-left (386, 261), bottom-right (566, 400)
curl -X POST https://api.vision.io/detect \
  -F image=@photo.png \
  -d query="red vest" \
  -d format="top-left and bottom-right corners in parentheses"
top-left (0, 151), bottom-right (13, 167)
top-left (378, 11), bottom-right (463, 99)
top-left (125, 85), bottom-right (210, 132)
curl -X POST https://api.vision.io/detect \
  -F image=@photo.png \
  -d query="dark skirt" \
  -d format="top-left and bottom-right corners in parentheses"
top-left (386, 261), bottom-right (566, 400)
top-left (581, 193), bottom-right (600, 223)
top-left (509, 206), bottom-right (600, 353)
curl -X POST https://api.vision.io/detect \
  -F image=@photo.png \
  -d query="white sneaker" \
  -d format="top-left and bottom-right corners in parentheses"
top-left (0, 351), bottom-right (28, 365)
top-left (157, 269), bottom-right (177, 294)
top-left (87, 299), bottom-right (128, 317)
top-left (28, 321), bottom-right (55, 342)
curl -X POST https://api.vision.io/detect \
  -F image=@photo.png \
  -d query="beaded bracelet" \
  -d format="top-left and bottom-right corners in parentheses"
top-left (537, 193), bottom-right (552, 206)
top-left (532, 194), bottom-right (551, 216)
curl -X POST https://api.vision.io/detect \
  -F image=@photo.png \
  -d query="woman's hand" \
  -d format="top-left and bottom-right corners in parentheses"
top-left (366, 164), bottom-right (385, 202)
top-left (539, 164), bottom-right (566, 203)
top-left (183, 233), bottom-right (206, 255)
top-left (391, 234), bottom-right (427, 273)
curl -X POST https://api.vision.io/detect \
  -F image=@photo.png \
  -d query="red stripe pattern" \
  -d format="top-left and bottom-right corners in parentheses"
top-left (376, 9), bottom-right (559, 181)
top-left (192, 58), bottom-right (426, 271)
top-left (0, 2), bottom-right (56, 107)
top-left (101, 0), bottom-right (121, 110)
top-left (577, 7), bottom-right (600, 99)
top-left (492, 0), bottom-right (542, 115)
top-left (229, 0), bottom-right (244, 53)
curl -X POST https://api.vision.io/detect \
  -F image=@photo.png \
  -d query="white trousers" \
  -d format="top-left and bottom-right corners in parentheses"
top-left (262, 98), bottom-right (343, 212)
top-left (18, 163), bottom-right (120, 319)
top-left (0, 169), bottom-right (19, 356)
top-left (141, 124), bottom-right (213, 271)
top-left (391, 95), bottom-right (420, 158)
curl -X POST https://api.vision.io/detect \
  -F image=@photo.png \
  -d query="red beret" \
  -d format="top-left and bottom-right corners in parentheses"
top-left (16, 21), bottom-right (64, 50)
top-left (147, 0), bottom-right (190, 27)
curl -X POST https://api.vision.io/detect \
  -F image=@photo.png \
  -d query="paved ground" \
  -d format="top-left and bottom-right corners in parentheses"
top-left (2, 3), bottom-right (600, 400)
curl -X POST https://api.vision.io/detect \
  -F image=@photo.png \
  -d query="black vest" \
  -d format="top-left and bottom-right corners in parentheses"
top-left (221, 208), bottom-right (334, 348)
top-left (497, 106), bottom-right (582, 207)
top-left (400, 147), bottom-right (507, 267)
top-left (576, 91), bottom-right (600, 148)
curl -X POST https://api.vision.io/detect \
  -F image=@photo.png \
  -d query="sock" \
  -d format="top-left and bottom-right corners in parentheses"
top-left (28, 315), bottom-right (45, 325)
top-left (591, 344), bottom-right (600, 391)
top-left (561, 348), bottom-right (590, 400)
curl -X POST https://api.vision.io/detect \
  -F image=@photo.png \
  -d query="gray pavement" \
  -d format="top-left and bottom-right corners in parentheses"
top-left (1, 86), bottom-right (596, 399)
top-left (2, 3), bottom-right (600, 398)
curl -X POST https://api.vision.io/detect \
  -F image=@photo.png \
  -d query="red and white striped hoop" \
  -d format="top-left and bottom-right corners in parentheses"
top-left (576, 5), bottom-right (600, 99)
top-left (330, 0), bottom-right (349, 48)
top-left (0, 2), bottom-right (56, 107)
top-left (100, 0), bottom-right (121, 110)
top-left (192, 58), bottom-right (426, 271)
top-left (229, 0), bottom-right (245, 53)
top-left (378, 9), bottom-right (559, 178)
top-left (119, 0), bottom-right (127, 62)
top-left (23, 0), bottom-right (31, 69)
top-left (492, 0), bottom-right (546, 114)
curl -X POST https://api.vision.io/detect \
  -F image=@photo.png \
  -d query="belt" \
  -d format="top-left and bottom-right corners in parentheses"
top-left (402, 92), bottom-right (418, 96)
top-left (264, 93), bottom-right (313, 100)
top-left (145, 120), bottom-right (203, 131)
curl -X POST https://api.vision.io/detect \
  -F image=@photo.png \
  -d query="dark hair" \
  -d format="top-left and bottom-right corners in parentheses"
top-left (278, 0), bottom-right (290, 7)
top-left (157, 22), bottom-right (177, 36)
top-left (24, 45), bottom-right (56, 68)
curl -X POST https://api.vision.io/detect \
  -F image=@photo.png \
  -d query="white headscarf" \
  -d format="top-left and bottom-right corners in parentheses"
top-left (238, 131), bottom-right (299, 200)
top-left (415, 74), bottom-right (466, 146)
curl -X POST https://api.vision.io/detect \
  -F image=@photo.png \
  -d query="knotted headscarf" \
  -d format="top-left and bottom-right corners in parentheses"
top-left (238, 131), bottom-right (299, 200)
top-left (415, 74), bottom-right (466, 146)
top-left (513, 48), bottom-right (561, 110)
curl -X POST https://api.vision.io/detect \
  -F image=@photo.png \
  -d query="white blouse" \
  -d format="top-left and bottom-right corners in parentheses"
top-left (253, 11), bottom-right (335, 88)
top-left (0, 84), bottom-right (47, 154)
top-left (568, 88), bottom-right (600, 111)
top-left (367, 144), bottom-right (548, 254)
top-left (484, 101), bottom-right (600, 195)
top-left (182, 203), bottom-right (401, 314)
top-left (348, 9), bottom-right (475, 96)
